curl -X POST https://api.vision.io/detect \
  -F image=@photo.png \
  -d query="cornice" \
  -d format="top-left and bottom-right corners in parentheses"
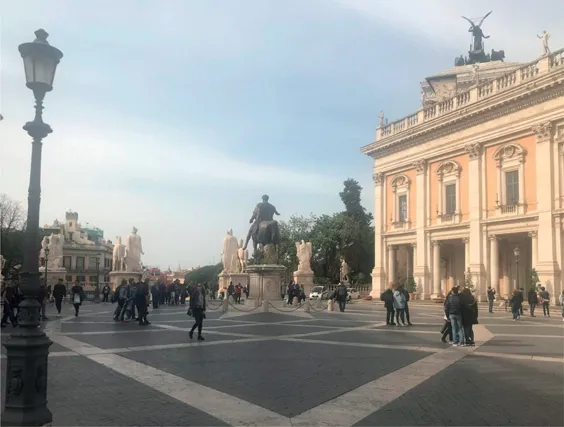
top-left (364, 70), bottom-right (564, 159)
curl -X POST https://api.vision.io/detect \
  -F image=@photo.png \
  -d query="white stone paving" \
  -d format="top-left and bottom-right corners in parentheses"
top-left (5, 302), bottom-right (562, 426)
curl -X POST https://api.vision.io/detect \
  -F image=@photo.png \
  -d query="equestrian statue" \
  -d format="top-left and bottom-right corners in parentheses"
top-left (243, 194), bottom-right (281, 262)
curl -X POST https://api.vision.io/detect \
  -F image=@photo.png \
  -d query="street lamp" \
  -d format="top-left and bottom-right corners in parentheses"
top-left (513, 246), bottom-right (520, 289)
top-left (94, 253), bottom-right (101, 302)
top-left (2, 29), bottom-right (62, 427)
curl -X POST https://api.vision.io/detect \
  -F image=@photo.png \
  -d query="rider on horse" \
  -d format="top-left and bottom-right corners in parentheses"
top-left (243, 195), bottom-right (280, 252)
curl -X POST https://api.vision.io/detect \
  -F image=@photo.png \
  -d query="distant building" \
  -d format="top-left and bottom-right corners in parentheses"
top-left (40, 211), bottom-right (113, 287)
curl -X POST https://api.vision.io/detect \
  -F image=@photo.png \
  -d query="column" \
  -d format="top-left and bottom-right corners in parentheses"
top-left (370, 172), bottom-right (387, 297)
top-left (387, 245), bottom-right (396, 285)
top-left (528, 231), bottom-right (538, 268)
top-left (413, 159), bottom-right (429, 298)
top-left (431, 241), bottom-right (442, 298)
top-left (465, 142), bottom-right (486, 300)
top-left (489, 235), bottom-right (499, 294)
top-left (533, 122), bottom-right (560, 297)
top-left (463, 238), bottom-right (470, 273)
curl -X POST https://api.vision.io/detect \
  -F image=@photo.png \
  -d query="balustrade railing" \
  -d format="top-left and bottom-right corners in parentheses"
top-left (375, 49), bottom-right (563, 142)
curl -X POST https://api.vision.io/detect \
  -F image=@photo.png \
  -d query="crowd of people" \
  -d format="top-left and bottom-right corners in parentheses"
top-left (380, 282), bottom-right (413, 326)
top-left (218, 282), bottom-right (248, 303)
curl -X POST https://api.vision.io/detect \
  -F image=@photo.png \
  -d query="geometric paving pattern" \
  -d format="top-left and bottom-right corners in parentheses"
top-left (1, 301), bottom-right (563, 426)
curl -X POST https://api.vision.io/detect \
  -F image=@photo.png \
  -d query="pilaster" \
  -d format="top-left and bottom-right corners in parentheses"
top-left (465, 142), bottom-right (487, 300)
top-left (413, 159), bottom-right (429, 299)
top-left (370, 171), bottom-right (387, 297)
top-left (533, 122), bottom-right (560, 297)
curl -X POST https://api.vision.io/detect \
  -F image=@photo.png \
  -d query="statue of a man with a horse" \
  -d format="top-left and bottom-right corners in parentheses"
top-left (243, 194), bottom-right (281, 262)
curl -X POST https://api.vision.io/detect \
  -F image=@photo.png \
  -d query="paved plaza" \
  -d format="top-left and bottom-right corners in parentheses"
top-left (1, 300), bottom-right (563, 426)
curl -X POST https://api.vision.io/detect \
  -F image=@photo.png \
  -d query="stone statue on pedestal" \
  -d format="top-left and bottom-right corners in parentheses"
top-left (112, 236), bottom-right (126, 271)
top-left (295, 240), bottom-right (312, 272)
top-left (243, 195), bottom-right (281, 260)
top-left (124, 227), bottom-right (144, 272)
top-left (47, 233), bottom-right (64, 269)
top-left (39, 236), bottom-right (49, 267)
top-left (222, 229), bottom-right (240, 274)
top-left (537, 30), bottom-right (551, 55)
top-left (340, 256), bottom-right (350, 282)
top-left (237, 239), bottom-right (249, 273)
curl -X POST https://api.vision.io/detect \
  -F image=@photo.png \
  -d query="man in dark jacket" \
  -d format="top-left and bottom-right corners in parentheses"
top-left (527, 288), bottom-right (538, 317)
top-left (189, 283), bottom-right (206, 340)
top-left (37, 279), bottom-right (48, 321)
top-left (381, 284), bottom-right (395, 325)
top-left (53, 279), bottom-right (67, 316)
top-left (1, 282), bottom-right (18, 327)
top-left (445, 286), bottom-right (465, 346)
top-left (487, 286), bottom-right (496, 313)
top-left (101, 284), bottom-right (111, 303)
top-left (136, 280), bottom-right (150, 325)
top-left (333, 282), bottom-right (348, 312)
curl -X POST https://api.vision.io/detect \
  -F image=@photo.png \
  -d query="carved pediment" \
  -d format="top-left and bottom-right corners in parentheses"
top-left (436, 160), bottom-right (461, 178)
top-left (493, 143), bottom-right (526, 165)
top-left (390, 174), bottom-right (410, 189)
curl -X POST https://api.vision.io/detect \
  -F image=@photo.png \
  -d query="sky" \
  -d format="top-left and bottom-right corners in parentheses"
top-left (1, 0), bottom-right (563, 269)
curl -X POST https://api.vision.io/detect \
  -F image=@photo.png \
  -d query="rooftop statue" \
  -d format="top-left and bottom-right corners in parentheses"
top-left (462, 11), bottom-right (492, 53)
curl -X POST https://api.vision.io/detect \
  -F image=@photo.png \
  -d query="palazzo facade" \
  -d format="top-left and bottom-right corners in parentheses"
top-left (362, 49), bottom-right (564, 303)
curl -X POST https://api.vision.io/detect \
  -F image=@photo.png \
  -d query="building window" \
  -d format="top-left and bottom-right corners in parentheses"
top-left (63, 256), bottom-right (72, 269)
top-left (76, 275), bottom-right (86, 283)
top-left (104, 275), bottom-right (110, 283)
top-left (104, 258), bottom-right (111, 268)
top-left (65, 275), bottom-right (72, 283)
top-left (436, 160), bottom-right (461, 223)
top-left (445, 183), bottom-right (456, 214)
top-left (76, 257), bottom-right (85, 269)
top-left (89, 256), bottom-right (99, 269)
top-left (398, 195), bottom-right (407, 222)
top-left (493, 143), bottom-right (526, 215)
top-left (89, 275), bottom-right (98, 283)
top-left (390, 174), bottom-right (411, 230)
top-left (505, 170), bottom-right (519, 205)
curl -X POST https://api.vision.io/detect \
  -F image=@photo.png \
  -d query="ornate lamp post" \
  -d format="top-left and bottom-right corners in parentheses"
top-left (94, 253), bottom-right (101, 302)
top-left (2, 29), bottom-right (62, 427)
top-left (513, 246), bottom-right (521, 289)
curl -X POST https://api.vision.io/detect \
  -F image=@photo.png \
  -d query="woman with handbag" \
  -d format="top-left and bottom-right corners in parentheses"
top-left (70, 281), bottom-right (85, 317)
top-left (188, 283), bottom-right (206, 341)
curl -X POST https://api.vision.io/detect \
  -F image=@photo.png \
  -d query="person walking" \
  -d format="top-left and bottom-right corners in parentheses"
top-left (52, 278), bottom-right (67, 316)
top-left (188, 283), bottom-right (206, 340)
top-left (71, 281), bottom-right (85, 317)
top-left (1, 282), bottom-right (18, 327)
top-left (151, 283), bottom-right (160, 309)
top-left (509, 289), bottom-right (521, 321)
top-left (136, 280), bottom-right (150, 326)
top-left (445, 286), bottom-right (465, 346)
top-left (392, 285), bottom-right (407, 326)
top-left (539, 287), bottom-right (550, 317)
top-left (38, 279), bottom-right (49, 321)
top-left (113, 279), bottom-right (128, 321)
top-left (461, 288), bottom-right (477, 346)
top-left (487, 286), bottom-right (496, 313)
top-left (381, 284), bottom-right (395, 325)
top-left (334, 282), bottom-right (348, 312)
top-left (527, 287), bottom-right (538, 317)
top-left (101, 284), bottom-right (111, 303)
top-left (559, 290), bottom-right (564, 322)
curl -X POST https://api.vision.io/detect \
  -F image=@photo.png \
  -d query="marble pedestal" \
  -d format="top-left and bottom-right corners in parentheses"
top-left (109, 271), bottom-right (142, 291)
top-left (39, 267), bottom-right (66, 286)
top-left (293, 270), bottom-right (315, 296)
top-left (229, 273), bottom-right (249, 288)
top-left (247, 264), bottom-right (286, 302)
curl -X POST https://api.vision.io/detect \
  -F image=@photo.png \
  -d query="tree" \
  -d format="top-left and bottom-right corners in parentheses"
top-left (184, 263), bottom-right (223, 292)
top-left (1, 194), bottom-right (26, 275)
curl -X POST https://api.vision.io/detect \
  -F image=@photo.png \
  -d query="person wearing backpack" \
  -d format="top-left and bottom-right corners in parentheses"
top-left (381, 284), bottom-right (395, 325)
top-left (392, 285), bottom-right (407, 326)
top-left (334, 282), bottom-right (348, 312)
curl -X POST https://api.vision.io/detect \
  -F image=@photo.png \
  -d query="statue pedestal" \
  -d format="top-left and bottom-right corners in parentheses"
top-left (218, 272), bottom-right (230, 291)
top-left (109, 271), bottom-right (142, 291)
top-left (229, 273), bottom-right (249, 288)
top-left (39, 267), bottom-right (66, 286)
top-left (248, 264), bottom-right (286, 303)
top-left (293, 270), bottom-right (315, 297)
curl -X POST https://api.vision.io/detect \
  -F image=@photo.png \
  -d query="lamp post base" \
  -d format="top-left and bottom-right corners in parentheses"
top-left (2, 300), bottom-right (53, 427)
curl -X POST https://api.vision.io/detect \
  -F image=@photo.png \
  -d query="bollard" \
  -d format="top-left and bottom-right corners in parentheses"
top-left (328, 299), bottom-right (334, 312)
top-left (222, 298), bottom-right (229, 314)
top-left (262, 300), bottom-right (269, 313)
top-left (304, 299), bottom-right (311, 313)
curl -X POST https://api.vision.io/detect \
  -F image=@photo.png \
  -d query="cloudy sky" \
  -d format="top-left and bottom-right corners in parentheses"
top-left (1, 0), bottom-right (562, 269)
